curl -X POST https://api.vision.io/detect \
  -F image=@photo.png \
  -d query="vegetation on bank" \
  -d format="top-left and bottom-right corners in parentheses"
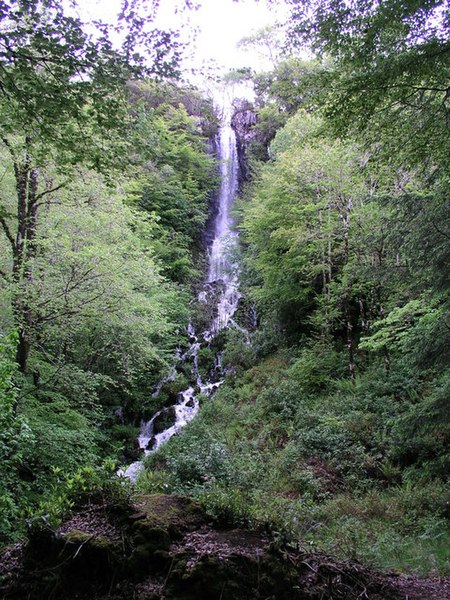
top-left (0, 0), bottom-right (448, 583)
top-left (135, 0), bottom-right (449, 576)
top-left (0, 0), bottom-right (218, 544)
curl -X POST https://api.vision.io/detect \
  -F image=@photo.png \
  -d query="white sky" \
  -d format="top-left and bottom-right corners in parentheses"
top-left (78, 0), bottom-right (288, 75)
top-left (160, 0), bottom-right (286, 70)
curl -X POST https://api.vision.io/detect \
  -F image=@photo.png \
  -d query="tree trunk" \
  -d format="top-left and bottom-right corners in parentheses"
top-left (11, 151), bottom-right (39, 373)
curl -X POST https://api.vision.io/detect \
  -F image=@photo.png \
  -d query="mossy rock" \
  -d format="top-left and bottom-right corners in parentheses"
top-left (131, 525), bottom-right (171, 551)
top-left (165, 552), bottom-right (301, 600)
top-left (142, 376), bottom-right (190, 420)
top-left (165, 553), bottom-right (248, 600)
top-left (159, 376), bottom-right (190, 404)
top-left (134, 494), bottom-right (208, 538)
top-left (23, 528), bottom-right (123, 598)
top-left (59, 530), bottom-right (121, 586)
top-left (24, 525), bottom-right (61, 570)
top-left (127, 543), bottom-right (170, 576)
top-left (3, 494), bottom-right (406, 600)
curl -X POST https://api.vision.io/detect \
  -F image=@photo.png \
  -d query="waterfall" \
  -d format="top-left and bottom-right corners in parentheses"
top-left (120, 103), bottom-right (241, 481)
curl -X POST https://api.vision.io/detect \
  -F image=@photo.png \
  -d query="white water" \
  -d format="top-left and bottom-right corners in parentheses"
top-left (205, 110), bottom-right (241, 339)
top-left (120, 106), bottom-right (240, 480)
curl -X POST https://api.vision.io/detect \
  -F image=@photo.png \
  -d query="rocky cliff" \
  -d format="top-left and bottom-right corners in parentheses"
top-left (231, 99), bottom-right (258, 185)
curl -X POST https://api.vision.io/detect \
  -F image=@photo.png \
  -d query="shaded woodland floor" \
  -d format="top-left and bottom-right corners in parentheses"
top-left (1, 494), bottom-right (449, 600)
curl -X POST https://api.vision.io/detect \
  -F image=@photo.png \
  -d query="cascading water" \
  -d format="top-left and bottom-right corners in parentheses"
top-left (121, 103), bottom-right (241, 481)
top-left (202, 107), bottom-right (241, 340)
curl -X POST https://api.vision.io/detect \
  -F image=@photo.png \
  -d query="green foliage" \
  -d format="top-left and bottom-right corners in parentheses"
top-left (287, 341), bottom-right (345, 394)
top-left (139, 335), bottom-right (449, 573)
top-left (287, 0), bottom-right (450, 169)
top-left (221, 329), bottom-right (255, 372)
top-left (135, 468), bottom-right (176, 495)
top-left (253, 57), bottom-right (324, 115)
top-left (240, 110), bottom-right (376, 344)
top-left (196, 483), bottom-right (254, 527)
top-left (0, 0), bottom-right (180, 167)
top-left (0, 7), bottom-right (218, 545)
top-left (146, 422), bottom-right (233, 487)
top-left (34, 460), bottom-right (133, 530)
top-left (0, 333), bottom-right (33, 543)
top-left (125, 89), bottom-right (218, 283)
top-left (130, 0), bottom-right (450, 579)
top-left (23, 396), bottom-right (100, 484)
top-left (309, 480), bottom-right (450, 574)
top-left (8, 173), bottom-right (189, 405)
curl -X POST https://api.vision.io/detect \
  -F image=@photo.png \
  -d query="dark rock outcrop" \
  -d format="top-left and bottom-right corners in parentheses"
top-left (0, 494), bottom-right (414, 600)
top-left (152, 406), bottom-right (177, 435)
top-left (231, 99), bottom-right (258, 184)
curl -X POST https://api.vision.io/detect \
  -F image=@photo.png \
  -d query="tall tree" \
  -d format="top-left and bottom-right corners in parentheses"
top-left (0, 0), bottom-right (180, 371)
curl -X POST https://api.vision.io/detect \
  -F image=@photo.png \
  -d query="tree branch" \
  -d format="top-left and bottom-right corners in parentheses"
top-left (1, 136), bottom-right (17, 162)
top-left (432, 221), bottom-right (450, 242)
top-left (35, 180), bottom-right (69, 203)
top-left (0, 213), bottom-right (16, 252)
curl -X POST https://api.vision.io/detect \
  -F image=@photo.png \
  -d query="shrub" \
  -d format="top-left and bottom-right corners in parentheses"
top-left (32, 459), bottom-right (133, 530)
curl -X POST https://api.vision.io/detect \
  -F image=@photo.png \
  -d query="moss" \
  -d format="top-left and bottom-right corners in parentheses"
top-left (153, 407), bottom-right (177, 435)
top-left (142, 376), bottom-right (191, 421)
top-left (165, 552), bottom-right (300, 600)
top-left (3, 494), bottom-right (407, 599)
top-left (59, 530), bottom-right (121, 585)
top-left (127, 544), bottom-right (153, 574)
top-left (131, 525), bottom-right (171, 552)
top-left (136, 494), bottom-right (208, 535)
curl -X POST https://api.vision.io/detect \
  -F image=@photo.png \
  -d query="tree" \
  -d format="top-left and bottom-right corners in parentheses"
top-left (285, 0), bottom-right (450, 169)
top-left (241, 111), bottom-right (371, 366)
top-left (237, 24), bottom-right (285, 69)
top-left (24, 173), bottom-right (188, 407)
top-left (0, 0), bottom-right (181, 371)
top-left (125, 80), bottom-right (219, 283)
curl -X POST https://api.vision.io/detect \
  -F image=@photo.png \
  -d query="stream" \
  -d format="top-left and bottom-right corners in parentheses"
top-left (121, 104), bottom-right (240, 481)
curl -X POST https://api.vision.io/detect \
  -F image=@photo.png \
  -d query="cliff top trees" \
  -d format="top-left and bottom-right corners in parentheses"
top-left (0, 0), bottom-right (181, 163)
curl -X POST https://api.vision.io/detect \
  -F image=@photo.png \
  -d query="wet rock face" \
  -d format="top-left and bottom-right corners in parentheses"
top-left (152, 406), bottom-right (177, 435)
top-left (231, 99), bottom-right (258, 184)
top-left (125, 437), bottom-right (144, 462)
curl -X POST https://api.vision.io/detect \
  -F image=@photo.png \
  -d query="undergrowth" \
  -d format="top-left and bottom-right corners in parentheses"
top-left (137, 348), bottom-right (450, 575)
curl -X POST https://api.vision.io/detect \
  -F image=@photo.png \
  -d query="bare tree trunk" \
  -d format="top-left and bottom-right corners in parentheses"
top-left (1, 137), bottom-right (65, 374)
top-left (9, 145), bottom-right (40, 372)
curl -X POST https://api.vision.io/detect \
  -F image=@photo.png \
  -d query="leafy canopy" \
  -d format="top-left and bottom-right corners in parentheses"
top-left (0, 0), bottom-right (182, 171)
top-left (285, 0), bottom-right (450, 168)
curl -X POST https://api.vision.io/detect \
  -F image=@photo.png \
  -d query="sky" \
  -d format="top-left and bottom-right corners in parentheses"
top-left (158, 0), bottom-right (286, 71)
top-left (77, 0), bottom-right (288, 75)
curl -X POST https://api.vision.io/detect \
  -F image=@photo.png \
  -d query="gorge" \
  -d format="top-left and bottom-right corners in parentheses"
top-left (121, 101), bottom-right (242, 481)
top-left (0, 1), bottom-right (449, 597)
